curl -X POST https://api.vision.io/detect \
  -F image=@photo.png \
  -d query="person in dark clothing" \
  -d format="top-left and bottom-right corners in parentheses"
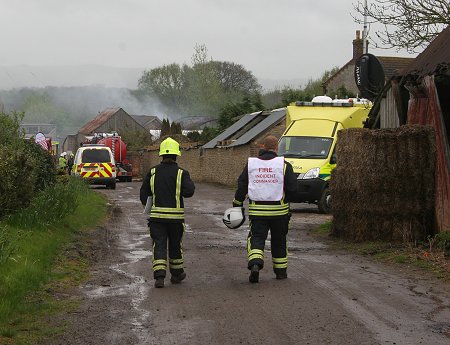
top-left (67, 153), bottom-right (74, 175)
top-left (233, 135), bottom-right (297, 283)
top-left (140, 137), bottom-right (195, 288)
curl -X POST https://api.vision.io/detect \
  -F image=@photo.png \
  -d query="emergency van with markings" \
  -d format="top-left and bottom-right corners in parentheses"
top-left (72, 144), bottom-right (117, 189)
top-left (278, 96), bottom-right (371, 213)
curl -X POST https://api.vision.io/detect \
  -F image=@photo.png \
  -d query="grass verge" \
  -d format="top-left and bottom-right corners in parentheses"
top-left (0, 178), bottom-right (108, 345)
top-left (311, 221), bottom-right (450, 282)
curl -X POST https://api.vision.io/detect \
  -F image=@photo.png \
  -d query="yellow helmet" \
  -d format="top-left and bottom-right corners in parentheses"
top-left (159, 137), bottom-right (181, 156)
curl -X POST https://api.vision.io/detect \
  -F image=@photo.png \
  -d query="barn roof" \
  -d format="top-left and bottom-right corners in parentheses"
top-left (131, 115), bottom-right (162, 130)
top-left (203, 109), bottom-right (285, 149)
top-left (401, 25), bottom-right (450, 77)
top-left (202, 111), bottom-right (262, 149)
top-left (228, 109), bottom-right (286, 147)
top-left (178, 116), bottom-right (218, 130)
top-left (79, 107), bottom-right (122, 134)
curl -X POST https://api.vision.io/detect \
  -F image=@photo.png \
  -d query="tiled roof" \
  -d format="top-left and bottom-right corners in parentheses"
top-left (377, 56), bottom-right (415, 78)
top-left (402, 25), bottom-right (450, 77)
top-left (324, 56), bottom-right (415, 88)
top-left (79, 107), bottom-right (121, 134)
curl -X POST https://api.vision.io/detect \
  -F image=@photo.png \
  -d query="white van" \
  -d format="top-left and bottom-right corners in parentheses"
top-left (72, 144), bottom-right (117, 189)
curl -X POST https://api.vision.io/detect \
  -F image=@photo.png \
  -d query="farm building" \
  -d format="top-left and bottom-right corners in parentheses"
top-left (360, 26), bottom-right (450, 234)
top-left (63, 107), bottom-right (148, 153)
top-left (322, 30), bottom-right (414, 97)
top-left (131, 115), bottom-right (162, 131)
top-left (19, 123), bottom-right (57, 140)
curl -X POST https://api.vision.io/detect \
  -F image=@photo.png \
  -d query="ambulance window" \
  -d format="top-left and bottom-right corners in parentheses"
top-left (82, 149), bottom-right (111, 163)
top-left (330, 148), bottom-right (337, 164)
top-left (278, 138), bottom-right (287, 152)
top-left (279, 136), bottom-right (332, 159)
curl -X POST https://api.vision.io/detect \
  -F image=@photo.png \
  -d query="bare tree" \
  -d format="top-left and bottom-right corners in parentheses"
top-left (191, 43), bottom-right (210, 65)
top-left (353, 0), bottom-right (450, 52)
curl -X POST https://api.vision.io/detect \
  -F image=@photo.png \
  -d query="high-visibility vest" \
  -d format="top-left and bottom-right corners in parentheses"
top-left (247, 157), bottom-right (289, 217)
top-left (59, 157), bottom-right (67, 169)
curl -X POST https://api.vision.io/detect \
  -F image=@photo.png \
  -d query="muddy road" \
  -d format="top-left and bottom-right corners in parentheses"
top-left (46, 182), bottom-right (450, 345)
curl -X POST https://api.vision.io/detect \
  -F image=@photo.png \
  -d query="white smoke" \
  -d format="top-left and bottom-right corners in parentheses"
top-left (0, 85), bottom-right (169, 138)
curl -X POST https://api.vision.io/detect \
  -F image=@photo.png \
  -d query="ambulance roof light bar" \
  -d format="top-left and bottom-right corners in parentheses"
top-left (294, 101), bottom-right (353, 107)
top-left (294, 95), bottom-right (370, 107)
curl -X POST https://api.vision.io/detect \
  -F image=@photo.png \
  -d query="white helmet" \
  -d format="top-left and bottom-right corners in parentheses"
top-left (60, 152), bottom-right (67, 157)
top-left (223, 207), bottom-right (245, 229)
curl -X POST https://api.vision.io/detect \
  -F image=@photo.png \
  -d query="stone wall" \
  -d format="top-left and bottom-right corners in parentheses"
top-left (326, 64), bottom-right (359, 96)
top-left (128, 120), bottom-right (287, 187)
top-left (129, 145), bottom-right (252, 187)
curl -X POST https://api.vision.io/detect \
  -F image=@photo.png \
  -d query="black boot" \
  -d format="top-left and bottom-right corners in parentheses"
top-left (170, 272), bottom-right (186, 284)
top-left (249, 264), bottom-right (260, 283)
top-left (276, 272), bottom-right (287, 280)
top-left (154, 277), bottom-right (165, 288)
top-left (275, 268), bottom-right (287, 280)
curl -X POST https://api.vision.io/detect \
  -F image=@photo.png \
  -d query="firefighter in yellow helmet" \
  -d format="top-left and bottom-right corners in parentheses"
top-left (140, 137), bottom-right (195, 288)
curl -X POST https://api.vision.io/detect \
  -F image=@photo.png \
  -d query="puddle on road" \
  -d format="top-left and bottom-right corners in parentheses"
top-left (82, 204), bottom-right (153, 344)
top-left (125, 250), bottom-right (152, 260)
top-left (115, 199), bottom-right (141, 204)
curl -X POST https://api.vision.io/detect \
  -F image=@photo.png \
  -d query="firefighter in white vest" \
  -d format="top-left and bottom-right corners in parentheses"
top-left (233, 135), bottom-right (297, 283)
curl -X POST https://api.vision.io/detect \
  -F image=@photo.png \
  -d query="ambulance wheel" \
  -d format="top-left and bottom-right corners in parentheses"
top-left (107, 182), bottom-right (116, 190)
top-left (318, 187), bottom-right (331, 214)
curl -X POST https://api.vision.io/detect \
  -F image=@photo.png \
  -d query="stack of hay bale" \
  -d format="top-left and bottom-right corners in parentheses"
top-left (330, 125), bottom-right (436, 242)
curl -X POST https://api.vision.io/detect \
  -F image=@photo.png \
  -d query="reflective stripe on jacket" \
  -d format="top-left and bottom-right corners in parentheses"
top-left (150, 167), bottom-right (184, 220)
top-left (234, 150), bottom-right (297, 219)
top-left (139, 159), bottom-right (195, 223)
top-left (248, 164), bottom-right (289, 217)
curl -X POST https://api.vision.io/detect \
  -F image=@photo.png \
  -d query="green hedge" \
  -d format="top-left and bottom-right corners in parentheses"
top-left (0, 111), bottom-right (56, 218)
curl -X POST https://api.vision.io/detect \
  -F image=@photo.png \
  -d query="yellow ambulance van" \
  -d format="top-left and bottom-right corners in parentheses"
top-left (278, 96), bottom-right (371, 213)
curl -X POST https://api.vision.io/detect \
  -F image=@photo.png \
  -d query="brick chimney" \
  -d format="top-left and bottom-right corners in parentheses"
top-left (353, 30), bottom-right (364, 61)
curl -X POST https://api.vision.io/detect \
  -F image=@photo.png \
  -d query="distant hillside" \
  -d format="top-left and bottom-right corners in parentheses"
top-left (0, 85), bottom-right (164, 139)
top-left (0, 65), bottom-right (145, 90)
top-left (0, 64), bottom-right (309, 92)
top-left (258, 77), bottom-right (309, 91)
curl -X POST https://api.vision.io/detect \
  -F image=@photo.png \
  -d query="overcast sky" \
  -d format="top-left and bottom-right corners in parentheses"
top-left (0, 0), bottom-right (416, 89)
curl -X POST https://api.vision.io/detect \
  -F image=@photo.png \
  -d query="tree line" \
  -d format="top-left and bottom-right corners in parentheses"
top-left (2, 0), bottom-right (448, 142)
top-left (0, 59), bottom-right (350, 143)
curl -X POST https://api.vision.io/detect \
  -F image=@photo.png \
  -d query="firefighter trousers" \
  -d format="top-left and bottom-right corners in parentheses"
top-left (149, 221), bottom-right (185, 279)
top-left (247, 216), bottom-right (290, 275)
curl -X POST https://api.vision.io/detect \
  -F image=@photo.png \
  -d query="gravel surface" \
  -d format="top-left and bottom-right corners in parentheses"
top-left (44, 182), bottom-right (450, 345)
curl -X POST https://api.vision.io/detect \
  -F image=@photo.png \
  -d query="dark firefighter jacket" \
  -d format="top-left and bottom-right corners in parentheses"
top-left (233, 150), bottom-right (297, 219)
top-left (140, 159), bottom-right (195, 223)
